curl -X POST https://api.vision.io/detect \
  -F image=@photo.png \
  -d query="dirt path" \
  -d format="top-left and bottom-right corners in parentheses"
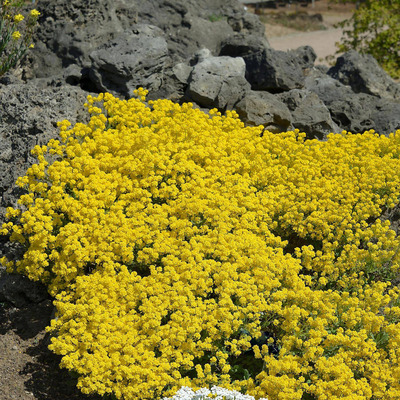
top-left (268, 27), bottom-right (344, 65)
top-left (249, 0), bottom-right (355, 66)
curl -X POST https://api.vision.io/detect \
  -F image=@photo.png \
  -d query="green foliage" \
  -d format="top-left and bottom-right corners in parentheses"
top-left (334, 0), bottom-right (400, 79)
top-left (0, 0), bottom-right (40, 77)
top-left (207, 13), bottom-right (226, 23)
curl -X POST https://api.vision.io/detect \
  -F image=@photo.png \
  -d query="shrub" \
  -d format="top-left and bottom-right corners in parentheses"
top-left (334, 0), bottom-right (400, 79)
top-left (2, 89), bottom-right (400, 399)
top-left (0, 0), bottom-right (40, 77)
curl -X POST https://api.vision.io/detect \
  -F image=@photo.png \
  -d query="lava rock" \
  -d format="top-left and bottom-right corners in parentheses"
top-left (179, 15), bottom-right (236, 57)
top-left (236, 90), bottom-right (292, 132)
top-left (369, 100), bottom-right (400, 135)
top-left (305, 69), bottom-right (400, 135)
top-left (88, 25), bottom-right (170, 98)
top-left (187, 56), bottom-right (250, 109)
top-left (278, 89), bottom-right (340, 140)
top-left (0, 268), bottom-right (49, 308)
top-left (288, 45), bottom-right (317, 71)
top-left (243, 48), bottom-right (305, 92)
top-left (0, 82), bottom-right (94, 217)
top-left (24, 0), bottom-right (266, 83)
top-left (219, 33), bottom-right (270, 57)
top-left (328, 50), bottom-right (400, 101)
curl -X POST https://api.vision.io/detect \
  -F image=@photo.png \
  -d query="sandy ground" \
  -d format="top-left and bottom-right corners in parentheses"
top-left (249, 0), bottom-right (356, 66)
top-left (268, 28), bottom-right (344, 65)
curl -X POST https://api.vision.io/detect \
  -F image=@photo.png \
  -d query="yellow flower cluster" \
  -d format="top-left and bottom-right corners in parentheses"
top-left (13, 13), bottom-right (23, 23)
top-left (11, 30), bottom-right (20, 40)
top-left (2, 88), bottom-right (400, 400)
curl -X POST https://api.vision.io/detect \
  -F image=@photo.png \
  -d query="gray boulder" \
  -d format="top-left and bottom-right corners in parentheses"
top-left (219, 33), bottom-right (270, 57)
top-left (305, 72), bottom-right (373, 133)
top-left (145, 62), bottom-right (193, 102)
top-left (328, 50), bottom-right (400, 101)
top-left (305, 69), bottom-right (400, 135)
top-left (189, 48), bottom-right (213, 66)
top-left (369, 100), bottom-right (400, 135)
top-left (288, 46), bottom-right (317, 72)
top-left (278, 89), bottom-right (340, 140)
top-left (242, 48), bottom-right (305, 92)
top-left (235, 90), bottom-right (292, 132)
top-left (88, 25), bottom-right (170, 98)
top-left (180, 15), bottom-right (236, 57)
top-left (187, 56), bottom-right (250, 109)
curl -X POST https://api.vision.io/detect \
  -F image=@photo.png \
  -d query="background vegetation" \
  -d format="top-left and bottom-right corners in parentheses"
top-left (332, 0), bottom-right (400, 79)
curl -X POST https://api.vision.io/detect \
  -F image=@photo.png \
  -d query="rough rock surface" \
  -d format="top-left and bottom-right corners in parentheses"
top-left (328, 50), bottom-right (400, 101)
top-left (288, 45), bottom-right (317, 72)
top-left (278, 89), bottom-right (340, 140)
top-left (305, 70), bottom-right (400, 134)
top-left (186, 56), bottom-right (250, 109)
top-left (236, 90), bottom-right (292, 132)
top-left (219, 33), bottom-right (270, 57)
top-left (0, 82), bottom-right (94, 216)
top-left (242, 47), bottom-right (306, 92)
top-left (88, 25), bottom-right (169, 98)
top-left (0, 268), bottom-right (49, 308)
top-left (25, 0), bottom-right (264, 80)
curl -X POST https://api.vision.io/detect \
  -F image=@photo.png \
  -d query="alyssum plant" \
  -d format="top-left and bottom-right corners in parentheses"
top-left (0, 0), bottom-right (40, 76)
top-left (2, 89), bottom-right (400, 400)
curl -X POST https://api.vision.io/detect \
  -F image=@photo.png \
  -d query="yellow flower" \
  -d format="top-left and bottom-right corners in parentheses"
top-left (13, 14), bottom-right (24, 23)
top-left (30, 9), bottom-right (40, 19)
top-left (12, 31), bottom-right (21, 40)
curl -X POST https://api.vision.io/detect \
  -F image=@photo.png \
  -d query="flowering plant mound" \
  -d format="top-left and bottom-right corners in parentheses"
top-left (2, 89), bottom-right (400, 400)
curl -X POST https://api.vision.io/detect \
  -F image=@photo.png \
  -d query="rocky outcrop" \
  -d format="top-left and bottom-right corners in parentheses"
top-left (242, 47), bottom-right (306, 92)
top-left (236, 91), bottom-right (292, 132)
top-left (277, 89), bottom-right (340, 140)
top-left (328, 50), bottom-right (400, 101)
top-left (25, 0), bottom-right (264, 80)
top-left (0, 267), bottom-right (48, 307)
top-left (0, 82), bottom-right (94, 220)
top-left (186, 55), bottom-right (250, 109)
top-left (88, 25), bottom-right (170, 98)
top-left (220, 33), bottom-right (271, 57)
top-left (305, 70), bottom-right (400, 134)
top-left (288, 45), bottom-right (317, 72)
